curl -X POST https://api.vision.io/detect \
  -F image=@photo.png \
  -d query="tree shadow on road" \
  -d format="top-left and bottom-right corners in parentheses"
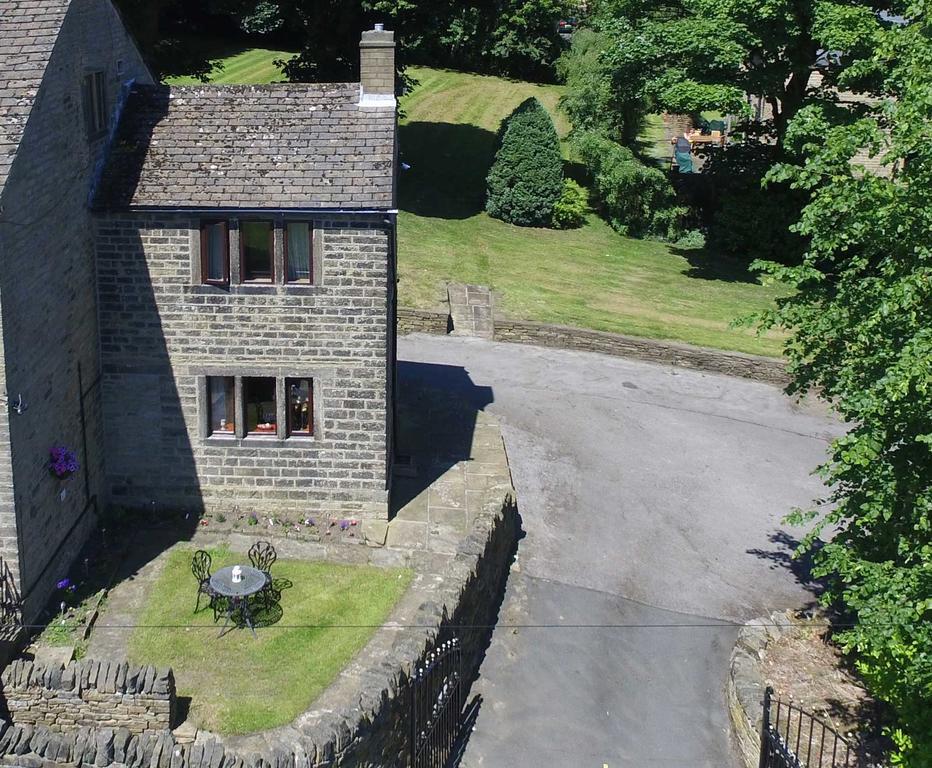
top-left (745, 530), bottom-right (829, 610)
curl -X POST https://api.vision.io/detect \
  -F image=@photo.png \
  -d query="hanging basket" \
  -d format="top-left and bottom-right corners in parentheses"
top-left (49, 445), bottom-right (79, 479)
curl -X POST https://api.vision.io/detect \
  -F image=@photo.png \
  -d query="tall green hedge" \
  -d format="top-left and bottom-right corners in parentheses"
top-left (486, 98), bottom-right (564, 227)
top-left (572, 130), bottom-right (684, 239)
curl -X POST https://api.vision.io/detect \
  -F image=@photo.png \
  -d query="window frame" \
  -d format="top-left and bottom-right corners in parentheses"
top-left (239, 220), bottom-right (275, 283)
top-left (286, 378), bottom-right (314, 437)
top-left (243, 376), bottom-right (278, 436)
top-left (200, 220), bottom-right (230, 286)
top-left (206, 376), bottom-right (236, 437)
top-left (82, 70), bottom-right (108, 139)
top-left (283, 222), bottom-right (314, 284)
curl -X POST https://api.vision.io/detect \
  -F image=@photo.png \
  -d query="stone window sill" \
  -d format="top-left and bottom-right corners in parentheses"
top-left (204, 435), bottom-right (318, 448)
top-left (190, 284), bottom-right (325, 297)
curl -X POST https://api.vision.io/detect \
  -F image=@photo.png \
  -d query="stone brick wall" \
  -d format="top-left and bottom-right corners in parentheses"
top-left (0, 659), bottom-right (174, 735)
top-left (0, 0), bottom-right (151, 619)
top-left (493, 320), bottom-right (789, 384)
top-left (359, 28), bottom-right (395, 98)
top-left (96, 213), bottom-right (394, 520)
top-left (727, 612), bottom-right (795, 768)
top-left (397, 307), bottom-right (450, 336)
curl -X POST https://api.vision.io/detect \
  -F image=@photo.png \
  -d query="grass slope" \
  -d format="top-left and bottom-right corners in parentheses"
top-left (165, 47), bottom-right (295, 85)
top-left (398, 66), bottom-right (786, 356)
top-left (129, 548), bottom-right (411, 735)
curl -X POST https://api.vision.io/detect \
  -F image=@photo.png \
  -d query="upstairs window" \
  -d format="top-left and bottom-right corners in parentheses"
top-left (285, 222), bottom-right (313, 283)
top-left (207, 377), bottom-right (235, 436)
top-left (244, 378), bottom-right (277, 435)
top-left (241, 221), bottom-right (274, 282)
top-left (82, 71), bottom-right (108, 138)
top-left (200, 220), bottom-right (229, 285)
top-left (287, 379), bottom-right (314, 436)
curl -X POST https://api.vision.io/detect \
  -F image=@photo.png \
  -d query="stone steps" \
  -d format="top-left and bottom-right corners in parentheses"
top-left (447, 283), bottom-right (493, 339)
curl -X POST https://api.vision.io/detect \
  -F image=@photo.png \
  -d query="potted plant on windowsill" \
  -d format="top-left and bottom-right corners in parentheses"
top-left (49, 445), bottom-right (79, 480)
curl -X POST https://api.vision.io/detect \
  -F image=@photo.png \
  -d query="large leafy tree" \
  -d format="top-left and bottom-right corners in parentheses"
top-left (754, 3), bottom-right (931, 762)
top-left (117, 0), bottom-right (572, 83)
top-left (564, 0), bottom-right (893, 147)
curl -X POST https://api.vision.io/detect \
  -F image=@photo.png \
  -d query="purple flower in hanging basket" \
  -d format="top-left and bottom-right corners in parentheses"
top-left (49, 445), bottom-right (79, 478)
top-left (56, 578), bottom-right (72, 591)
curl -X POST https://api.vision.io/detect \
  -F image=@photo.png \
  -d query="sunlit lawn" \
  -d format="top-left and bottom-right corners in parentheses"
top-left (165, 47), bottom-right (295, 85)
top-left (398, 67), bottom-right (787, 357)
top-left (128, 547), bottom-right (411, 735)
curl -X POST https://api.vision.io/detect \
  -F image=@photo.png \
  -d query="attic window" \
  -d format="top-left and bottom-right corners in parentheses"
top-left (82, 71), bottom-right (108, 138)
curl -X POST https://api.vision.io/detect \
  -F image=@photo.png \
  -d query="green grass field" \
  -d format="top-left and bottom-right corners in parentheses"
top-left (165, 47), bottom-right (295, 85)
top-left (128, 548), bottom-right (411, 734)
top-left (399, 67), bottom-right (786, 356)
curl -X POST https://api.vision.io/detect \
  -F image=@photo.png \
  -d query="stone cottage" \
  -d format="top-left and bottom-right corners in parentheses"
top-left (0, 0), bottom-right (398, 622)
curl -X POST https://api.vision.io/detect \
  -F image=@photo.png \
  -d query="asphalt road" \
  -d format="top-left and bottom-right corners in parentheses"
top-left (398, 334), bottom-right (843, 768)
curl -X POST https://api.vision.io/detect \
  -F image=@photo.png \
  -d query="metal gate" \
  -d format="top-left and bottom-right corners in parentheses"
top-left (760, 686), bottom-right (858, 768)
top-left (409, 638), bottom-right (464, 768)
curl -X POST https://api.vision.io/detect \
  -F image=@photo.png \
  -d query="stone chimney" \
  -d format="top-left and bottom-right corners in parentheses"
top-left (359, 23), bottom-right (395, 108)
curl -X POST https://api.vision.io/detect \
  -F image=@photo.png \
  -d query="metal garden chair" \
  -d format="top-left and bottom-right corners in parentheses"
top-left (191, 549), bottom-right (223, 620)
top-left (248, 540), bottom-right (277, 608)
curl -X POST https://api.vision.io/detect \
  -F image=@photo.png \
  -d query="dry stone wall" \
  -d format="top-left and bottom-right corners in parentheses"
top-left (395, 306), bottom-right (788, 386)
top-left (396, 308), bottom-right (450, 336)
top-left (0, 660), bottom-right (174, 736)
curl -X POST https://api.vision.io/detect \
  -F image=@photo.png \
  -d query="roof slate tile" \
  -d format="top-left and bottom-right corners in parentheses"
top-left (95, 83), bottom-right (396, 210)
top-left (0, 0), bottom-right (71, 195)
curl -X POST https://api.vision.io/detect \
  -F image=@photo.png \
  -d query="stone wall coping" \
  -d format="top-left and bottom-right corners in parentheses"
top-left (1, 659), bottom-right (174, 697)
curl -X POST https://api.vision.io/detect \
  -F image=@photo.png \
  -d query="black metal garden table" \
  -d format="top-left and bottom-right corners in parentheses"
top-left (210, 565), bottom-right (266, 638)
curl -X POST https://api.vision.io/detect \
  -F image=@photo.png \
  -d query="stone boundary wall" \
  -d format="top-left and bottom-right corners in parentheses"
top-left (493, 320), bottom-right (789, 385)
top-left (0, 659), bottom-right (175, 736)
top-left (397, 307), bottom-right (450, 336)
top-left (396, 307), bottom-right (788, 386)
top-left (727, 611), bottom-right (795, 768)
top-left (0, 489), bottom-right (518, 768)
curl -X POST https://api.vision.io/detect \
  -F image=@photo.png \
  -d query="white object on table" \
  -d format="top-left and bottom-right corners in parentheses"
top-left (231, 565), bottom-right (242, 583)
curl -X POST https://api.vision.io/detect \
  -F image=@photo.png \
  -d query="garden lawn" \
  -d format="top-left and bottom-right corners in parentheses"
top-left (128, 547), bottom-right (411, 735)
top-left (164, 47), bottom-right (294, 85)
top-left (399, 67), bottom-right (788, 357)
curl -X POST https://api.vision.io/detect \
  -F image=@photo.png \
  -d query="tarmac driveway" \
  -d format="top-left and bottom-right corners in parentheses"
top-left (398, 334), bottom-right (843, 768)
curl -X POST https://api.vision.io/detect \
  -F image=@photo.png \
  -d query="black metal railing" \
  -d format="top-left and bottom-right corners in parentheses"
top-left (760, 686), bottom-right (858, 768)
top-left (410, 638), bottom-right (464, 768)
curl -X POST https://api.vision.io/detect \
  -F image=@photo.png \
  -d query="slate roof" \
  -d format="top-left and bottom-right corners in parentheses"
top-left (95, 83), bottom-right (396, 210)
top-left (0, 0), bottom-right (71, 196)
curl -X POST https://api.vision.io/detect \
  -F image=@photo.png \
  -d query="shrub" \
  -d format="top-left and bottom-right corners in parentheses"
top-left (701, 142), bottom-right (807, 265)
top-left (551, 179), bottom-right (588, 228)
top-left (486, 98), bottom-right (564, 227)
top-left (674, 229), bottom-right (706, 249)
top-left (572, 130), bottom-right (684, 239)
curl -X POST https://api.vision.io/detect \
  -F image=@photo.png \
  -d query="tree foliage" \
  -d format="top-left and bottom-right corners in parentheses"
top-left (563, 0), bottom-right (895, 147)
top-left (551, 178), bottom-right (589, 228)
top-left (573, 130), bottom-right (683, 238)
top-left (486, 98), bottom-right (564, 226)
top-left (753, 4), bottom-right (932, 762)
top-left (115, 0), bottom-right (572, 83)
